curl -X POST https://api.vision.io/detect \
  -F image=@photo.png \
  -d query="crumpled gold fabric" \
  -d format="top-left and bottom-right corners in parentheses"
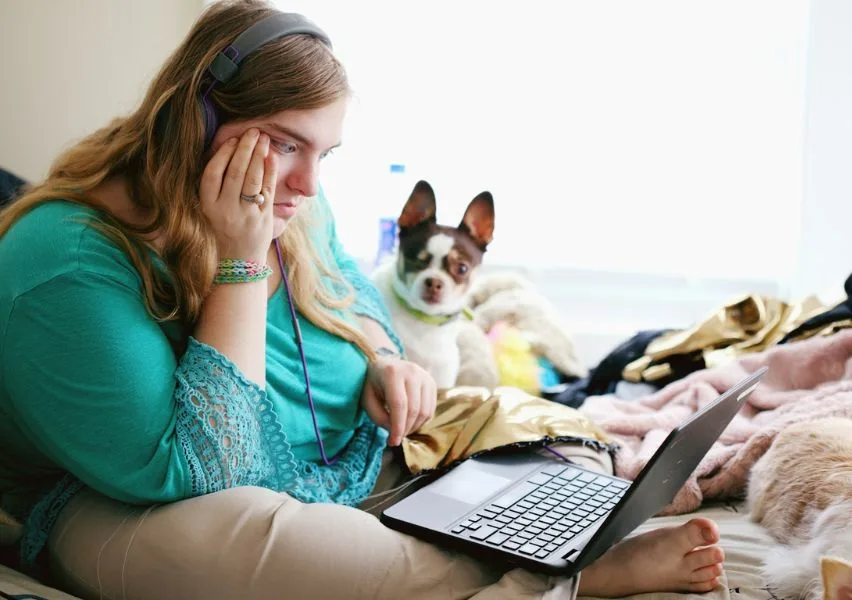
top-left (623, 293), bottom-right (830, 383)
top-left (401, 386), bottom-right (614, 475)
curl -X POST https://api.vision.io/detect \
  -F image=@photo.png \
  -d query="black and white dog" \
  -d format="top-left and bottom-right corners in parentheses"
top-left (373, 180), bottom-right (495, 389)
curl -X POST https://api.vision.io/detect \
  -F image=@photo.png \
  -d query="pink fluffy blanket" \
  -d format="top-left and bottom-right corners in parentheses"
top-left (579, 330), bottom-right (852, 515)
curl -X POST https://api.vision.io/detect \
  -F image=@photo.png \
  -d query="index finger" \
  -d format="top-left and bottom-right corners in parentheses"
top-left (262, 150), bottom-right (279, 198)
top-left (386, 374), bottom-right (408, 446)
top-left (261, 151), bottom-right (278, 217)
top-left (221, 129), bottom-right (261, 201)
top-left (199, 137), bottom-right (238, 204)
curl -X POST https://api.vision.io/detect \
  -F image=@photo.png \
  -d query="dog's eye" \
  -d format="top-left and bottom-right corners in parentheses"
top-left (456, 263), bottom-right (469, 276)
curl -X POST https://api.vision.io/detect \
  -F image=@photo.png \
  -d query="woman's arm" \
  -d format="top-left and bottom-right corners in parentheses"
top-left (192, 130), bottom-right (277, 385)
top-left (193, 280), bottom-right (269, 385)
top-left (314, 188), bottom-right (438, 444)
top-left (358, 315), bottom-right (400, 354)
top-left (3, 268), bottom-right (296, 505)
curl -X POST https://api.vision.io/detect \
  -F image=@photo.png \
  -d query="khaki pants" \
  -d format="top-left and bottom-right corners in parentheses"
top-left (47, 445), bottom-right (611, 600)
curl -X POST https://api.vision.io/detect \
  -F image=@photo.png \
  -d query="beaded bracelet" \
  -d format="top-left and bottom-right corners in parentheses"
top-left (214, 259), bottom-right (273, 284)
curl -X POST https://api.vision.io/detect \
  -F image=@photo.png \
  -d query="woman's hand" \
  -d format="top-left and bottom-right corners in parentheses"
top-left (361, 356), bottom-right (438, 446)
top-left (193, 128), bottom-right (278, 385)
top-left (199, 128), bottom-right (278, 263)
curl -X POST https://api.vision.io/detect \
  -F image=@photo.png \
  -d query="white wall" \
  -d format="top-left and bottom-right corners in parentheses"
top-left (0, 0), bottom-right (204, 182)
top-left (794, 0), bottom-right (852, 301)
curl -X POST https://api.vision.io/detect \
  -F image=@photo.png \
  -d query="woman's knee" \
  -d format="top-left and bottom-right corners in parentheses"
top-left (48, 486), bottom-right (307, 599)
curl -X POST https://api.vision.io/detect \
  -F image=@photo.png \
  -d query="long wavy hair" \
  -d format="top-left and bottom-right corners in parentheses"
top-left (0, 0), bottom-right (374, 357)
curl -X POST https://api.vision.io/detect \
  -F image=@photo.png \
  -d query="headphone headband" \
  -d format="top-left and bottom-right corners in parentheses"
top-left (200, 12), bottom-right (333, 148)
top-left (208, 13), bottom-right (332, 84)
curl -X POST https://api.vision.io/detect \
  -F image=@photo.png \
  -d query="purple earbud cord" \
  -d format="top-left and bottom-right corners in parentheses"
top-left (274, 239), bottom-right (571, 470)
top-left (274, 238), bottom-right (342, 466)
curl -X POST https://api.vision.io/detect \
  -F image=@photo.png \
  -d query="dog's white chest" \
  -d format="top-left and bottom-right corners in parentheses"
top-left (373, 262), bottom-right (463, 389)
top-left (392, 314), bottom-right (462, 390)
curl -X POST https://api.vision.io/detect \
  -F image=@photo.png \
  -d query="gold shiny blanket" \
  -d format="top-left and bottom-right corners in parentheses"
top-left (623, 293), bottom-right (830, 383)
top-left (402, 386), bottom-right (615, 474)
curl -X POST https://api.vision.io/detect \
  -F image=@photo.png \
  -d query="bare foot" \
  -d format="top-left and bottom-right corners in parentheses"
top-left (577, 517), bottom-right (725, 597)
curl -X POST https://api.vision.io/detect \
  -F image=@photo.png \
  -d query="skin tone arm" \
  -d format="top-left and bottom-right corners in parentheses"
top-left (358, 316), bottom-right (438, 447)
top-left (193, 129), bottom-right (277, 386)
top-left (358, 315), bottom-right (396, 353)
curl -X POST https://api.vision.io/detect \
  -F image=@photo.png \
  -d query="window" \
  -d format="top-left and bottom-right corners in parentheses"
top-left (276, 0), bottom-right (810, 283)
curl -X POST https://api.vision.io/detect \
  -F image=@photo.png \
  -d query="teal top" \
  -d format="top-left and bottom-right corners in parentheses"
top-left (0, 190), bottom-right (400, 569)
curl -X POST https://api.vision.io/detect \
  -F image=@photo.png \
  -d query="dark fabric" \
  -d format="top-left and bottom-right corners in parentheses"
top-left (0, 545), bottom-right (19, 571)
top-left (0, 168), bottom-right (27, 208)
top-left (779, 272), bottom-right (852, 344)
top-left (1, 170), bottom-right (26, 573)
top-left (544, 329), bottom-right (670, 408)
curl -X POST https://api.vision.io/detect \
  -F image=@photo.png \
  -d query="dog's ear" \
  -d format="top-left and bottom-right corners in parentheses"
top-left (399, 180), bottom-right (437, 229)
top-left (459, 191), bottom-right (494, 250)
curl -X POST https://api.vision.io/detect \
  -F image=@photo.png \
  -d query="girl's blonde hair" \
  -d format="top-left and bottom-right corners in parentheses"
top-left (0, 0), bottom-right (373, 357)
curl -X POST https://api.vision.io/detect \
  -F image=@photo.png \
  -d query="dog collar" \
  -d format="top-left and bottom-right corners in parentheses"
top-left (391, 285), bottom-right (474, 326)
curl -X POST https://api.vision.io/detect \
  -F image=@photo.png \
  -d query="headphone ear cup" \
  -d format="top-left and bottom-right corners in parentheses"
top-left (201, 96), bottom-right (218, 150)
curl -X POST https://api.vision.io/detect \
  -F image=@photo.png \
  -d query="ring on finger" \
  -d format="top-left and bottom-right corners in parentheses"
top-left (240, 192), bottom-right (265, 207)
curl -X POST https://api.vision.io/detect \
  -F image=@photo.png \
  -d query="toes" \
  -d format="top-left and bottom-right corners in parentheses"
top-left (690, 562), bottom-right (724, 583)
top-left (687, 578), bottom-right (721, 593)
top-left (678, 518), bottom-right (720, 551)
top-left (685, 545), bottom-right (726, 571)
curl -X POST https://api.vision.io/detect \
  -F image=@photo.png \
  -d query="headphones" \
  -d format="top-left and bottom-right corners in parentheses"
top-left (198, 12), bottom-right (332, 149)
top-left (198, 12), bottom-right (343, 465)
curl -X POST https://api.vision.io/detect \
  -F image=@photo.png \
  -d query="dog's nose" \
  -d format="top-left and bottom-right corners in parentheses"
top-left (424, 278), bottom-right (443, 292)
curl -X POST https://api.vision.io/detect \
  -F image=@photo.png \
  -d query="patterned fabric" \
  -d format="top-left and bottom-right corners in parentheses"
top-left (173, 338), bottom-right (299, 496)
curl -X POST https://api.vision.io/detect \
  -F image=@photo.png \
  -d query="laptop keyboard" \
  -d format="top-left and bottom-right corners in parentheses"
top-left (449, 463), bottom-right (628, 560)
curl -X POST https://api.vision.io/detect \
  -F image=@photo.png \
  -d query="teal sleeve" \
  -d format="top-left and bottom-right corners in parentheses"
top-left (3, 270), bottom-right (298, 505)
top-left (316, 188), bottom-right (403, 354)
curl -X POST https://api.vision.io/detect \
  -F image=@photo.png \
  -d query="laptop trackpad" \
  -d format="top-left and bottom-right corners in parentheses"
top-left (429, 469), bottom-right (513, 505)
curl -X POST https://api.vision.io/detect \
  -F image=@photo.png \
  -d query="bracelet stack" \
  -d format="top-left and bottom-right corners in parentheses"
top-left (214, 259), bottom-right (273, 284)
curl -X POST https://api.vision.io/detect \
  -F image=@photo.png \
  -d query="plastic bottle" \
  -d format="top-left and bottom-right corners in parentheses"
top-left (373, 163), bottom-right (408, 267)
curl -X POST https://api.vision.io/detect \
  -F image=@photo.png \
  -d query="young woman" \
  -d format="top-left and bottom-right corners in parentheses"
top-left (0, 1), bottom-right (725, 598)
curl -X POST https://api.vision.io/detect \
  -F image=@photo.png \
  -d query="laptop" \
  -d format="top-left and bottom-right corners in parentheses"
top-left (381, 367), bottom-right (767, 576)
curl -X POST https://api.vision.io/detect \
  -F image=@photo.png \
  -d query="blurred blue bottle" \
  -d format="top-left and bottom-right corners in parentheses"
top-left (374, 163), bottom-right (406, 267)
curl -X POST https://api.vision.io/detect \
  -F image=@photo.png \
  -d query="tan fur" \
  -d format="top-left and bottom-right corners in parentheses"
top-left (822, 557), bottom-right (852, 600)
top-left (748, 418), bottom-right (852, 542)
top-left (747, 418), bottom-right (852, 599)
